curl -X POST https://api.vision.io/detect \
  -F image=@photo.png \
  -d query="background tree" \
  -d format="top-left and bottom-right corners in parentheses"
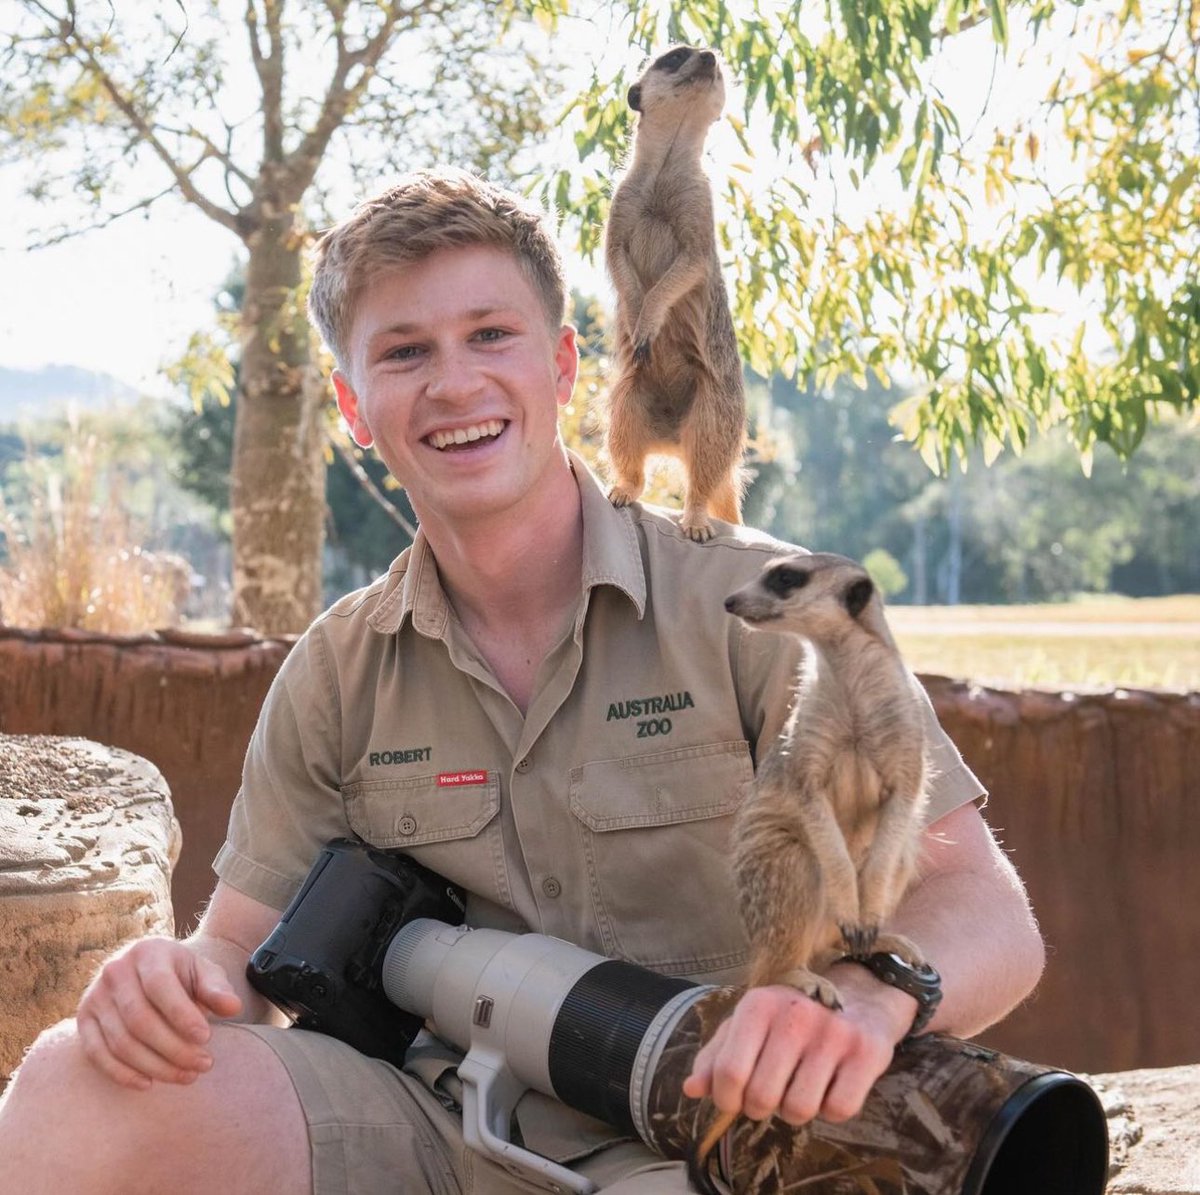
top-left (554, 0), bottom-right (1199, 471)
top-left (3, 0), bottom-right (562, 632)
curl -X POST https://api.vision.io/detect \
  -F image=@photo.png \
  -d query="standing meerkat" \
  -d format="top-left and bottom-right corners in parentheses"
top-left (690, 553), bottom-right (932, 1191)
top-left (604, 44), bottom-right (746, 542)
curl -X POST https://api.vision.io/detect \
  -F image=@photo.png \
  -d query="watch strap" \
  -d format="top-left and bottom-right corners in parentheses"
top-left (847, 952), bottom-right (943, 1039)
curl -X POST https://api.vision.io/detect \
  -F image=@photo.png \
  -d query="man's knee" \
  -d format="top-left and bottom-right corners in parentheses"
top-left (2, 1020), bottom-right (310, 1195)
top-left (5, 1018), bottom-right (88, 1107)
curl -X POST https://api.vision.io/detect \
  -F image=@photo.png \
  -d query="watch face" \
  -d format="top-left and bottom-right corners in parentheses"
top-left (869, 953), bottom-right (942, 996)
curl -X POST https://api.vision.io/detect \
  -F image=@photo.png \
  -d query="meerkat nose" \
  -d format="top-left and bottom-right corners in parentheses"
top-left (699, 50), bottom-right (716, 65)
top-left (724, 596), bottom-right (737, 612)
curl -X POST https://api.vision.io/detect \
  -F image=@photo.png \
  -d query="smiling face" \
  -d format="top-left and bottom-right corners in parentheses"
top-left (332, 243), bottom-right (579, 532)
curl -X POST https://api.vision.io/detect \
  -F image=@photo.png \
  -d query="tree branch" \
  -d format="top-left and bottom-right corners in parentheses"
top-left (261, 0), bottom-right (285, 161)
top-left (33, 2), bottom-right (243, 235)
top-left (25, 183), bottom-right (177, 248)
top-left (154, 120), bottom-right (255, 189)
top-left (281, 0), bottom-right (447, 199)
top-left (327, 429), bottom-right (419, 540)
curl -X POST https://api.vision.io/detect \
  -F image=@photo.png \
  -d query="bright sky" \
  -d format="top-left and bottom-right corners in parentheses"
top-left (0, 4), bottom-right (1088, 396)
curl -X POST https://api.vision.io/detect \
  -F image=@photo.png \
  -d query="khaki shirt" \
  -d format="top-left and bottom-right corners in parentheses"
top-left (215, 456), bottom-right (983, 987)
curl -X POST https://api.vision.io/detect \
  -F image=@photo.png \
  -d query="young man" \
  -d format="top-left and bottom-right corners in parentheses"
top-left (0, 170), bottom-right (1044, 1194)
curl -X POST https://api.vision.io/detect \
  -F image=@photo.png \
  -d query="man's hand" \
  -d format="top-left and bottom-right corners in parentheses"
top-left (681, 972), bottom-right (910, 1126)
top-left (76, 936), bottom-right (243, 1091)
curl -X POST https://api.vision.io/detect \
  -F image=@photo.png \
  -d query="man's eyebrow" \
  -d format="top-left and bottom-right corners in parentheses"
top-left (366, 306), bottom-right (518, 344)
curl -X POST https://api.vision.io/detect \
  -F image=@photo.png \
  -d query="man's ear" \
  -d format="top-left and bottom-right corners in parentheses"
top-left (332, 370), bottom-right (374, 448)
top-left (627, 83), bottom-right (642, 112)
top-left (843, 577), bottom-right (874, 619)
top-left (554, 325), bottom-right (579, 408)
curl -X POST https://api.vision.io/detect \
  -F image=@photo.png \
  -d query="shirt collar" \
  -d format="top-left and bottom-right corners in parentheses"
top-left (365, 450), bottom-right (645, 637)
top-left (571, 450), bottom-right (646, 618)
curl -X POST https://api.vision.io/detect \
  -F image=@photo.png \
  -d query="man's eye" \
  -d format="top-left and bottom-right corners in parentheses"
top-left (476, 328), bottom-right (508, 343)
top-left (385, 344), bottom-right (421, 361)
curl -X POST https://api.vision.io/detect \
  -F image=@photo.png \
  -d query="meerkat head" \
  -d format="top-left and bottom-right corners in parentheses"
top-left (724, 552), bottom-right (888, 646)
top-left (627, 45), bottom-right (726, 126)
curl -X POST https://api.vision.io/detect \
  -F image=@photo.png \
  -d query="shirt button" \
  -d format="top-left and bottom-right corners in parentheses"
top-left (398, 815), bottom-right (417, 836)
top-left (542, 876), bottom-right (562, 899)
top-left (515, 756), bottom-right (532, 774)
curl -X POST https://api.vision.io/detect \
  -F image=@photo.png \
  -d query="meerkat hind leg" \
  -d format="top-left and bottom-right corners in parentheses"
top-left (605, 376), bottom-right (651, 507)
top-left (678, 379), bottom-right (743, 539)
top-left (850, 789), bottom-right (924, 954)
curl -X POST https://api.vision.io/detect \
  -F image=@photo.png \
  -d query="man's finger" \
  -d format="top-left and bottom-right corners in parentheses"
top-left (777, 1027), bottom-right (846, 1125)
top-left (193, 956), bottom-right (242, 1022)
top-left (112, 976), bottom-right (216, 1072)
top-left (77, 1015), bottom-right (152, 1091)
top-left (137, 964), bottom-right (223, 1060)
top-left (705, 992), bottom-right (779, 1114)
top-left (818, 1040), bottom-right (885, 1123)
top-left (682, 1020), bottom-right (729, 1098)
top-left (95, 1000), bottom-right (209, 1084)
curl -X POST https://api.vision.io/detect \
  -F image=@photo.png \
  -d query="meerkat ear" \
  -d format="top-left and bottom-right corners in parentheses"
top-left (627, 83), bottom-right (642, 112)
top-left (843, 578), bottom-right (874, 619)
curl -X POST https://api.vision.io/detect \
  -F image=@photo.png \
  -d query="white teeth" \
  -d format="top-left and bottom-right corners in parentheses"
top-left (429, 420), bottom-right (504, 450)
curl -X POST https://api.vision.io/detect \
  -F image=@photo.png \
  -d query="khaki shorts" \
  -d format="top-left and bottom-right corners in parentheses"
top-left (230, 1024), bottom-right (693, 1195)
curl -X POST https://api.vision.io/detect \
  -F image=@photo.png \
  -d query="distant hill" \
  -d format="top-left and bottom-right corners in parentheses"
top-left (0, 365), bottom-right (141, 422)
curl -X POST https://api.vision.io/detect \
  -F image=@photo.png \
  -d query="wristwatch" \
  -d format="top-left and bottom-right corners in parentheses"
top-left (846, 952), bottom-right (943, 1039)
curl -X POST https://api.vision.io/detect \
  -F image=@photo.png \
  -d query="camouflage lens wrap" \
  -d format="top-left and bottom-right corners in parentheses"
top-left (643, 987), bottom-right (1108, 1195)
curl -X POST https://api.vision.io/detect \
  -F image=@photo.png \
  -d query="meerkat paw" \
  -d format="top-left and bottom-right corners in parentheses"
top-left (869, 932), bottom-right (927, 968)
top-left (608, 484), bottom-right (642, 508)
top-left (681, 514), bottom-right (715, 542)
top-left (840, 922), bottom-right (880, 959)
top-left (780, 967), bottom-right (843, 1011)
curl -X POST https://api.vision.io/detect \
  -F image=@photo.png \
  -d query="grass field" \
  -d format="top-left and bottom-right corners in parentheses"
top-left (886, 595), bottom-right (1200, 692)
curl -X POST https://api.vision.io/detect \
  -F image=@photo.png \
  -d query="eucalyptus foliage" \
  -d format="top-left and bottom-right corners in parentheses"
top-left (545, 0), bottom-right (1199, 470)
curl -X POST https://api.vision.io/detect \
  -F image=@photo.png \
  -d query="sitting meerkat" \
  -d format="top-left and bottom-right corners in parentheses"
top-left (690, 552), bottom-right (931, 1190)
top-left (604, 44), bottom-right (746, 542)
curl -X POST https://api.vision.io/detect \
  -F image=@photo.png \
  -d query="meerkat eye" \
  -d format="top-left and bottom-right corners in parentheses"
top-left (656, 48), bottom-right (690, 72)
top-left (765, 565), bottom-right (810, 596)
top-left (843, 578), bottom-right (875, 618)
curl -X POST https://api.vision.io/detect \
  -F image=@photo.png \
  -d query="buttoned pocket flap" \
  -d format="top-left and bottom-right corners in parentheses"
top-left (342, 772), bottom-right (499, 848)
top-left (569, 740), bottom-right (751, 832)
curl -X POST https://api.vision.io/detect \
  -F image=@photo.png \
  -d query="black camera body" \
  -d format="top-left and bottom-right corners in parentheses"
top-left (246, 837), bottom-right (465, 1066)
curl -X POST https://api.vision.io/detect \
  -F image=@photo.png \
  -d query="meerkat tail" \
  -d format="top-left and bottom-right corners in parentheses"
top-left (688, 1108), bottom-right (735, 1195)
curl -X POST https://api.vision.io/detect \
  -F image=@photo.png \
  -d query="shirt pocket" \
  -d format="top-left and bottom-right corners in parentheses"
top-left (567, 740), bottom-right (752, 980)
top-left (342, 772), bottom-right (511, 911)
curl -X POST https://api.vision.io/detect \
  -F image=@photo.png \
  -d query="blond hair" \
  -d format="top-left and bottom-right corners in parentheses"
top-left (308, 168), bottom-right (568, 371)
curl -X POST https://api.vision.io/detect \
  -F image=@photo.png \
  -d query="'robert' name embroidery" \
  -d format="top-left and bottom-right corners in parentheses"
top-left (368, 747), bottom-right (432, 766)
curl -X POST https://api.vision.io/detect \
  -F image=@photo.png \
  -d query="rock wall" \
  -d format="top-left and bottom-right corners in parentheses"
top-left (0, 628), bottom-right (292, 936)
top-left (0, 734), bottom-right (179, 1081)
top-left (1, 628), bottom-right (1197, 1075)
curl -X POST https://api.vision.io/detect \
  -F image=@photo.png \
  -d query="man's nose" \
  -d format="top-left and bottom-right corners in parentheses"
top-left (425, 345), bottom-right (484, 402)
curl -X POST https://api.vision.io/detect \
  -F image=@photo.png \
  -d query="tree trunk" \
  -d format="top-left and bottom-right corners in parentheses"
top-left (231, 211), bottom-right (327, 634)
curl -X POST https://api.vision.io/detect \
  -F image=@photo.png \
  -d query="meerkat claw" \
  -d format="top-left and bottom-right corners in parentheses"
top-left (682, 519), bottom-right (714, 543)
top-left (781, 968), bottom-right (843, 1010)
top-left (608, 486), bottom-right (640, 508)
top-left (840, 923), bottom-right (879, 959)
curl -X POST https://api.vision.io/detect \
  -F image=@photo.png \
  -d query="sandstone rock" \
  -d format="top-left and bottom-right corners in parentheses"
top-left (1089, 1064), bottom-right (1200, 1194)
top-left (0, 734), bottom-right (181, 1081)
